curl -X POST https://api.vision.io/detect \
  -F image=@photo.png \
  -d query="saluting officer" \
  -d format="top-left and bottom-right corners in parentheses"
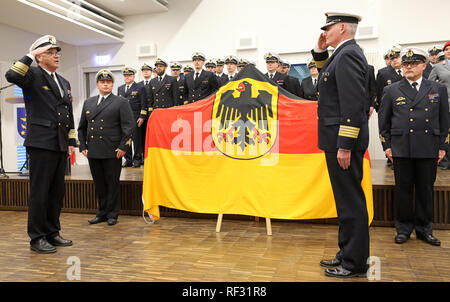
top-left (170, 61), bottom-right (184, 105)
top-left (78, 69), bottom-right (134, 226)
top-left (378, 47), bottom-right (449, 246)
top-left (117, 68), bottom-right (147, 167)
top-left (374, 45), bottom-right (404, 111)
top-left (148, 58), bottom-right (178, 115)
top-left (5, 35), bottom-right (76, 253)
top-left (299, 60), bottom-right (319, 100)
top-left (215, 58), bottom-right (228, 84)
top-left (182, 52), bottom-right (219, 103)
top-left (312, 12), bottom-right (370, 278)
top-left (423, 45), bottom-right (443, 79)
top-left (264, 52), bottom-right (291, 92)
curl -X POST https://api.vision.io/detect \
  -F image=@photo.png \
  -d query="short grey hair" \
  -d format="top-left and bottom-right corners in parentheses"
top-left (345, 23), bottom-right (358, 37)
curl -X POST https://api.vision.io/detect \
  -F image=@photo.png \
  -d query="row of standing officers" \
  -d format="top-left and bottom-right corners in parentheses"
top-left (115, 52), bottom-right (321, 168)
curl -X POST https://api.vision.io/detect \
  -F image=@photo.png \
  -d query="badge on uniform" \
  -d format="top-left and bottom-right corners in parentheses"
top-left (387, 80), bottom-right (392, 85)
top-left (395, 96), bottom-right (406, 105)
top-left (42, 85), bottom-right (50, 90)
top-left (428, 93), bottom-right (439, 103)
top-left (131, 90), bottom-right (138, 95)
top-left (86, 110), bottom-right (90, 115)
top-left (322, 72), bottom-right (329, 82)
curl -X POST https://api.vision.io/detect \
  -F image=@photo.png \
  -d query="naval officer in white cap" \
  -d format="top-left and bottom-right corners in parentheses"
top-left (5, 35), bottom-right (76, 253)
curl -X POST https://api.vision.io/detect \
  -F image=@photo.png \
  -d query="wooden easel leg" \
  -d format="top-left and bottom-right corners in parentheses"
top-left (266, 218), bottom-right (272, 236)
top-left (216, 214), bottom-right (223, 233)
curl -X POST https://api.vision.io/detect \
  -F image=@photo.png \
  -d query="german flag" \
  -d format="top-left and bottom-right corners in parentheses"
top-left (143, 65), bottom-right (373, 223)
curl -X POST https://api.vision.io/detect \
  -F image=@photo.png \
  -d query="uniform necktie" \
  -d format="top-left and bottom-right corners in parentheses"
top-left (97, 96), bottom-right (105, 106)
top-left (159, 76), bottom-right (162, 82)
top-left (313, 78), bottom-right (317, 86)
top-left (125, 85), bottom-right (130, 93)
top-left (145, 80), bottom-right (148, 85)
top-left (397, 70), bottom-right (402, 77)
top-left (412, 82), bottom-right (418, 91)
top-left (195, 72), bottom-right (199, 80)
top-left (270, 74), bottom-right (274, 80)
top-left (51, 73), bottom-right (63, 97)
top-left (229, 75), bottom-right (233, 81)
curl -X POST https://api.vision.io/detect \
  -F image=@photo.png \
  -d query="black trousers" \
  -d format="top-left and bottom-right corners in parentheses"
top-left (141, 118), bottom-right (148, 162)
top-left (124, 122), bottom-right (143, 164)
top-left (88, 158), bottom-right (122, 219)
top-left (393, 157), bottom-right (437, 236)
top-left (27, 147), bottom-right (67, 243)
top-left (325, 151), bottom-right (369, 273)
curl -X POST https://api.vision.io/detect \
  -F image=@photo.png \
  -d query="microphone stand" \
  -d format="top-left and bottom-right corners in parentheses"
top-left (0, 83), bottom-right (14, 178)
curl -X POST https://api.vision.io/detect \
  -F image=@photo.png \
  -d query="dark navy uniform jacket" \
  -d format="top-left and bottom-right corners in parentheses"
top-left (78, 94), bottom-right (134, 159)
top-left (312, 39), bottom-right (369, 152)
top-left (299, 76), bottom-right (319, 100)
top-left (182, 70), bottom-right (219, 103)
top-left (378, 78), bottom-right (449, 158)
top-left (117, 82), bottom-right (148, 119)
top-left (422, 62), bottom-right (433, 79)
top-left (148, 75), bottom-right (178, 113)
top-left (375, 65), bottom-right (403, 111)
top-left (5, 55), bottom-right (77, 152)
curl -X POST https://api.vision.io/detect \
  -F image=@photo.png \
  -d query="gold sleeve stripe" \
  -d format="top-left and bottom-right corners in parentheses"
top-left (11, 66), bottom-right (26, 76)
top-left (314, 59), bottom-right (327, 69)
top-left (379, 134), bottom-right (386, 143)
top-left (125, 138), bottom-right (132, 146)
top-left (148, 107), bottom-right (154, 111)
top-left (140, 110), bottom-right (147, 115)
top-left (68, 129), bottom-right (76, 139)
top-left (339, 125), bottom-right (360, 138)
top-left (339, 129), bottom-right (360, 135)
top-left (445, 134), bottom-right (449, 144)
top-left (11, 61), bottom-right (29, 76)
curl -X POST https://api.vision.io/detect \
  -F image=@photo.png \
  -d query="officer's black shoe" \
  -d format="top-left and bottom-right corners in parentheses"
top-left (440, 165), bottom-right (449, 170)
top-left (319, 258), bottom-right (341, 268)
top-left (88, 216), bottom-right (107, 224)
top-left (324, 267), bottom-right (366, 278)
top-left (122, 162), bottom-right (132, 168)
top-left (416, 232), bottom-right (441, 246)
top-left (132, 160), bottom-right (141, 168)
top-left (395, 234), bottom-right (409, 244)
top-left (30, 238), bottom-right (56, 254)
top-left (47, 235), bottom-right (72, 247)
top-left (107, 218), bottom-right (117, 226)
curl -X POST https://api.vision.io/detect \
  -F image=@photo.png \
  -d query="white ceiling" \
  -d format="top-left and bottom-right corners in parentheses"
top-left (87, 0), bottom-right (168, 17)
top-left (0, 0), bottom-right (125, 46)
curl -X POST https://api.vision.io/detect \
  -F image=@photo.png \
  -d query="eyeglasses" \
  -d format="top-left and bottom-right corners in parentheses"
top-left (401, 61), bottom-right (422, 67)
top-left (43, 50), bottom-right (61, 57)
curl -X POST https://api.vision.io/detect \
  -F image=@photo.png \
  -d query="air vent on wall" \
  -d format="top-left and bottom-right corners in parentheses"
top-left (236, 35), bottom-right (257, 50)
top-left (357, 25), bottom-right (377, 40)
top-left (137, 44), bottom-right (157, 58)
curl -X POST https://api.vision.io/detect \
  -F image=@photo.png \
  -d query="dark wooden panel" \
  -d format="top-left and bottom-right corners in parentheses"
top-left (1, 162), bottom-right (450, 229)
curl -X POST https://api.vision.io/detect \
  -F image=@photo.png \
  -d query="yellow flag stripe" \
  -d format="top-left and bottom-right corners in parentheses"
top-left (142, 148), bottom-right (373, 224)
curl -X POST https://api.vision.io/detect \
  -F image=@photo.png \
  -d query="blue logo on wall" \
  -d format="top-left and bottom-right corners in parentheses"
top-left (17, 107), bottom-right (27, 139)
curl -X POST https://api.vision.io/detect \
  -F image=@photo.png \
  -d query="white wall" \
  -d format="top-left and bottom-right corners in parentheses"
top-left (2, 0), bottom-right (450, 168)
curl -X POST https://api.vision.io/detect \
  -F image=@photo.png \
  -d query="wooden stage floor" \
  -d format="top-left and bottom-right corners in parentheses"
top-left (0, 211), bottom-right (450, 282)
